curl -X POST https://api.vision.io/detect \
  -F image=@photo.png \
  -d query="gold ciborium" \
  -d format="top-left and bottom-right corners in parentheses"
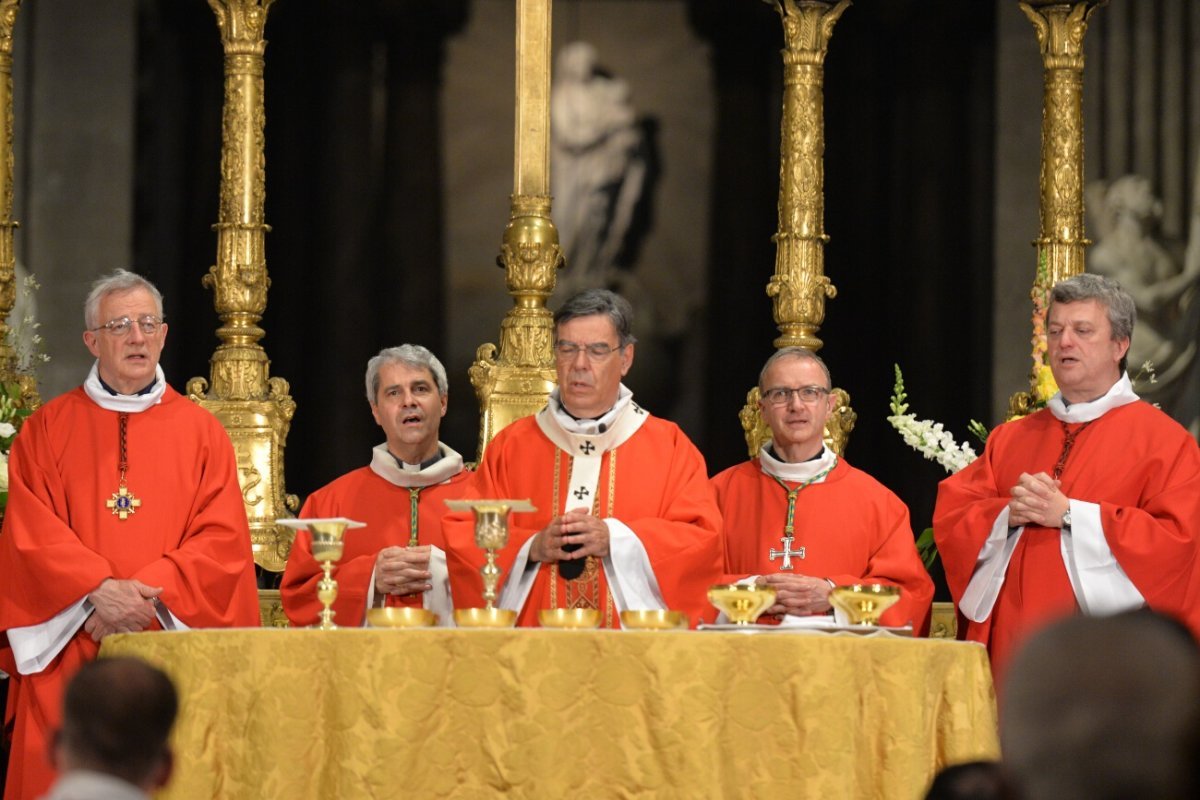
top-left (828, 583), bottom-right (901, 626)
top-left (276, 518), bottom-right (365, 630)
top-left (445, 499), bottom-right (535, 628)
top-left (539, 608), bottom-right (601, 629)
top-left (707, 583), bottom-right (777, 626)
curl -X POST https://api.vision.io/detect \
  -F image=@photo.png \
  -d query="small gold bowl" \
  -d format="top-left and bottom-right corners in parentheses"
top-left (619, 609), bottom-right (688, 630)
top-left (707, 583), bottom-right (778, 626)
top-left (453, 607), bottom-right (518, 628)
top-left (538, 608), bottom-right (601, 629)
top-left (828, 583), bottom-right (901, 626)
top-left (366, 607), bottom-right (438, 628)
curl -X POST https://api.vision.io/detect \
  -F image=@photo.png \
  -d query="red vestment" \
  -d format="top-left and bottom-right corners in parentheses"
top-left (712, 458), bottom-right (933, 632)
top-left (280, 464), bottom-right (471, 627)
top-left (445, 414), bottom-right (723, 628)
top-left (0, 387), bottom-right (260, 800)
top-left (934, 401), bottom-right (1200, 683)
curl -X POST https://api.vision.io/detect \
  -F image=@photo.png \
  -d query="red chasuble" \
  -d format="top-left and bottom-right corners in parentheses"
top-left (711, 458), bottom-right (933, 633)
top-left (280, 466), bottom-right (472, 627)
top-left (0, 387), bottom-right (260, 800)
top-left (934, 402), bottom-right (1200, 683)
top-left (445, 415), bottom-right (723, 628)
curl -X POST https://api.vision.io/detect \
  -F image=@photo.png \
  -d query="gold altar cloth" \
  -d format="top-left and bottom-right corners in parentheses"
top-left (100, 628), bottom-right (998, 798)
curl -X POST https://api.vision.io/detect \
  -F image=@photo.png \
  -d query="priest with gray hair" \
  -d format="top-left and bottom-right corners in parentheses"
top-left (935, 273), bottom-right (1200, 685)
top-left (280, 344), bottom-right (472, 627)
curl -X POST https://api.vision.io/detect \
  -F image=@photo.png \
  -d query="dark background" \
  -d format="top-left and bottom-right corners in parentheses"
top-left (135, 0), bottom-right (996, 598)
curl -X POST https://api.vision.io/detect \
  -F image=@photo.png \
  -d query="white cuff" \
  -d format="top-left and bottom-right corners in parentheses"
top-left (959, 506), bottom-right (1023, 623)
top-left (8, 597), bottom-right (90, 675)
top-left (1060, 499), bottom-right (1145, 616)
top-left (603, 519), bottom-right (667, 624)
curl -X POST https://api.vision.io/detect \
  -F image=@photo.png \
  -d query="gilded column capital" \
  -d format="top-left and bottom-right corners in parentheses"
top-left (767, 0), bottom-right (851, 65)
top-left (1019, 1), bottom-right (1105, 70)
top-left (0, 1), bottom-right (20, 57)
top-left (207, 0), bottom-right (275, 55)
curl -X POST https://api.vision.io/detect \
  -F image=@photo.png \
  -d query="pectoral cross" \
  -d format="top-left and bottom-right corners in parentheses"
top-left (106, 486), bottom-right (142, 520)
top-left (769, 535), bottom-right (805, 570)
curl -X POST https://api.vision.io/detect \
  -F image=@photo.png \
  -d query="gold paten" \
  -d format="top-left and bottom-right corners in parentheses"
top-left (1014, 0), bottom-right (1106, 407)
top-left (829, 583), bottom-right (900, 626)
top-left (453, 607), bottom-right (518, 628)
top-left (188, 0), bottom-right (298, 576)
top-left (445, 498), bottom-right (536, 623)
top-left (469, 0), bottom-right (562, 461)
top-left (707, 583), bottom-right (777, 626)
top-left (742, 1), bottom-right (854, 459)
top-left (539, 608), bottom-right (600, 629)
top-left (619, 609), bottom-right (688, 631)
top-left (0, 1), bottom-right (36, 409)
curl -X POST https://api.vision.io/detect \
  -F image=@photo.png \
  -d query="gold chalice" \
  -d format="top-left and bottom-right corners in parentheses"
top-left (619, 609), bottom-right (688, 630)
top-left (828, 583), bottom-right (901, 626)
top-left (539, 608), bottom-right (601, 629)
top-left (366, 607), bottom-right (438, 628)
top-left (445, 498), bottom-right (535, 628)
top-left (707, 583), bottom-right (777, 626)
top-left (276, 518), bottom-right (365, 630)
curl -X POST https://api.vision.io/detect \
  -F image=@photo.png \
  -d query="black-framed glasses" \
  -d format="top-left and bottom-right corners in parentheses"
top-left (761, 385), bottom-right (830, 407)
top-left (554, 340), bottom-right (623, 362)
top-left (89, 315), bottom-right (165, 337)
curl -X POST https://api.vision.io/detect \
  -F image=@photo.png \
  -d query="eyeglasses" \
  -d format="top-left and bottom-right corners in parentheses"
top-left (761, 385), bottom-right (831, 407)
top-left (89, 315), bottom-right (165, 337)
top-left (554, 340), bottom-right (623, 362)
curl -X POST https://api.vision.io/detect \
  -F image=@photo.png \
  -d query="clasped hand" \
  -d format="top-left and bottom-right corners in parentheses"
top-left (758, 573), bottom-right (832, 617)
top-left (530, 508), bottom-right (610, 563)
top-left (1008, 471), bottom-right (1069, 528)
top-left (374, 545), bottom-right (432, 597)
top-left (84, 578), bottom-right (163, 642)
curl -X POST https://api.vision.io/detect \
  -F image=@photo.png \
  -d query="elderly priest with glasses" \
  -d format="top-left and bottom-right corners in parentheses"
top-left (711, 348), bottom-right (933, 633)
top-left (445, 289), bottom-right (723, 627)
top-left (0, 269), bottom-right (260, 800)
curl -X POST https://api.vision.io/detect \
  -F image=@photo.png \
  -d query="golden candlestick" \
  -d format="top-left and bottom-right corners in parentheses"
top-left (445, 498), bottom-right (535, 628)
top-left (276, 518), bottom-right (364, 630)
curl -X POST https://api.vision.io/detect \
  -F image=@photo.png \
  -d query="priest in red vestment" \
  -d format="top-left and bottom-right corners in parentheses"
top-left (712, 348), bottom-right (933, 632)
top-left (0, 270), bottom-right (260, 800)
top-left (281, 345), bottom-right (471, 627)
top-left (445, 289), bottom-right (723, 628)
top-left (934, 274), bottom-right (1200, 684)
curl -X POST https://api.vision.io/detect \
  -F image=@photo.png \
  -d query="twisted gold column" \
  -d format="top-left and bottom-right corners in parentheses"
top-left (1008, 0), bottom-right (1105, 416)
top-left (742, 0), bottom-right (855, 458)
top-left (0, 0), bottom-right (35, 407)
top-left (188, 0), bottom-right (297, 578)
top-left (469, 0), bottom-right (562, 461)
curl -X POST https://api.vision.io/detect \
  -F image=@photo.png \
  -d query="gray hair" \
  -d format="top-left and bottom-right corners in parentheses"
top-left (553, 288), bottom-right (638, 347)
top-left (365, 344), bottom-right (448, 404)
top-left (1048, 274), bottom-right (1136, 373)
top-left (84, 269), bottom-right (164, 329)
top-left (758, 347), bottom-right (832, 390)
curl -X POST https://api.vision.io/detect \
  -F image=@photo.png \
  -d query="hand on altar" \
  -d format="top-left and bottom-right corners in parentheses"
top-left (759, 573), bottom-right (832, 616)
top-left (374, 546), bottom-right (432, 596)
top-left (1008, 471), bottom-right (1070, 528)
top-left (85, 578), bottom-right (162, 641)
top-left (530, 508), bottom-right (611, 563)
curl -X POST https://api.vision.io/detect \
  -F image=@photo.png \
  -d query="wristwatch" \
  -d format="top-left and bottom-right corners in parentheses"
top-left (1061, 508), bottom-right (1072, 529)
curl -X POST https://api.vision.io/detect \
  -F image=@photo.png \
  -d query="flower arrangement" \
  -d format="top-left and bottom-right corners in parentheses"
top-left (0, 274), bottom-right (49, 514)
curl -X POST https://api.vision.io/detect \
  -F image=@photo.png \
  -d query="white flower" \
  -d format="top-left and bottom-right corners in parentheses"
top-left (0, 422), bottom-right (15, 438)
top-left (887, 413), bottom-right (978, 475)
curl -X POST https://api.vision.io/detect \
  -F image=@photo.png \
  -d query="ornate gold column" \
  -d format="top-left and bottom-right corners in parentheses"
top-left (468, 0), bottom-right (562, 461)
top-left (0, 0), bottom-right (34, 406)
top-left (1009, 0), bottom-right (1105, 416)
top-left (189, 0), bottom-right (297, 591)
top-left (764, 0), bottom-right (848, 352)
top-left (742, 0), bottom-right (854, 458)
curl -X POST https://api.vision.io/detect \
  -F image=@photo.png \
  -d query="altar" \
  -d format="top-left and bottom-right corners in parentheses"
top-left (100, 627), bottom-right (998, 798)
